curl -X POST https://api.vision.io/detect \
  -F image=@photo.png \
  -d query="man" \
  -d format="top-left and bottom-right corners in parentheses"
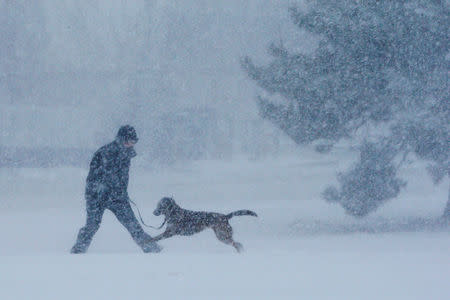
top-left (71, 125), bottom-right (161, 253)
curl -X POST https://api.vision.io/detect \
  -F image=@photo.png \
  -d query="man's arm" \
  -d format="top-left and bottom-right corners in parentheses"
top-left (87, 151), bottom-right (105, 183)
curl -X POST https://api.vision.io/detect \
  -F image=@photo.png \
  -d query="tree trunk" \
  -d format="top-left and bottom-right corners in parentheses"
top-left (443, 184), bottom-right (450, 219)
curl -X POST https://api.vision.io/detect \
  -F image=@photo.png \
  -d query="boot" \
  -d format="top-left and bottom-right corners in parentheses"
top-left (70, 245), bottom-right (86, 254)
top-left (142, 241), bottom-right (162, 253)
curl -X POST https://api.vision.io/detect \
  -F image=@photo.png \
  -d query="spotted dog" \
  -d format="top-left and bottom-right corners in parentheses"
top-left (152, 197), bottom-right (257, 252)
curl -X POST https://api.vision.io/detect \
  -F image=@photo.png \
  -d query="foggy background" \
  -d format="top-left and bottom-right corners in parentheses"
top-left (1, 0), bottom-right (312, 167)
top-left (1, 3), bottom-right (449, 299)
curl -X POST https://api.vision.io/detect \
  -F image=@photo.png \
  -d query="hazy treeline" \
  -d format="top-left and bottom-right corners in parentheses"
top-left (0, 0), bottom-right (297, 165)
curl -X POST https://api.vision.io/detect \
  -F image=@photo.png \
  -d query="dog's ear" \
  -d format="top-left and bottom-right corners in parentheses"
top-left (162, 197), bottom-right (175, 204)
top-left (154, 197), bottom-right (172, 216)
top-left (159, 197), bottom-right (176, 210)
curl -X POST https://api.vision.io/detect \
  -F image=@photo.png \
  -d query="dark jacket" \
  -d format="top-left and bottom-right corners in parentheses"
top-left (86, 139), bottom-right (136, 201)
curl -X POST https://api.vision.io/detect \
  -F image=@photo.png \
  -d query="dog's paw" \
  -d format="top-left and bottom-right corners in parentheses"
top-left (234, 242), bottom-right (244, 253)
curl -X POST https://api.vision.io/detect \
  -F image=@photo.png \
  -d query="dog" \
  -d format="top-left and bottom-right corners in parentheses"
top-left (152, 197), bottom-right (257, 252)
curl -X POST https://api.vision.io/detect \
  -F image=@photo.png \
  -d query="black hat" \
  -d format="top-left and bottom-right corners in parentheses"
top-left (116, 125), bottom-right (138, 143)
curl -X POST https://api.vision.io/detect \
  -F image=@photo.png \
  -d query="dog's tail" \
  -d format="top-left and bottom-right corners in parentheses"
top-left (226, 210), bottom-right (258, 219)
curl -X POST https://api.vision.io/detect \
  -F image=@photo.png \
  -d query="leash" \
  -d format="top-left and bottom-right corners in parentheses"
top-left (129, 199), bottom-right (166, 229)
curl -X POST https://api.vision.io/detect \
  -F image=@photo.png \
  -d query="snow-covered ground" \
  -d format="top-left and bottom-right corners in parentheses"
top-left (1, 148), bottom-right (449, 300)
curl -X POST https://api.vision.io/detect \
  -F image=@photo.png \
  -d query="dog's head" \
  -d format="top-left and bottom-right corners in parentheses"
top-left (153, 197), bottom-right (176, 216)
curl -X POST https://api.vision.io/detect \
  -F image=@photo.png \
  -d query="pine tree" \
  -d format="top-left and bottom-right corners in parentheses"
top-left (242, 0), bottom-right (449, 217)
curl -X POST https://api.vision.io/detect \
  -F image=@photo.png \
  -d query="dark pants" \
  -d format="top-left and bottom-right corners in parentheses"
top-left (71, 189), bottom-right (160, 253)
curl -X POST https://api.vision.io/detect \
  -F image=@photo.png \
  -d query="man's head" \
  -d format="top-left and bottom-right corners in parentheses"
top-left (117, 125), bottom-right (138, 147)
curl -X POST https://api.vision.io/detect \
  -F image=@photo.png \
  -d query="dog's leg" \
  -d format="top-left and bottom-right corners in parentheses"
top-left (232, 241), bottom-right (243, 253)
top-left (152, 228), bottom-right (175, 242)
top-left (213, 223), bottom-right (243, 253)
